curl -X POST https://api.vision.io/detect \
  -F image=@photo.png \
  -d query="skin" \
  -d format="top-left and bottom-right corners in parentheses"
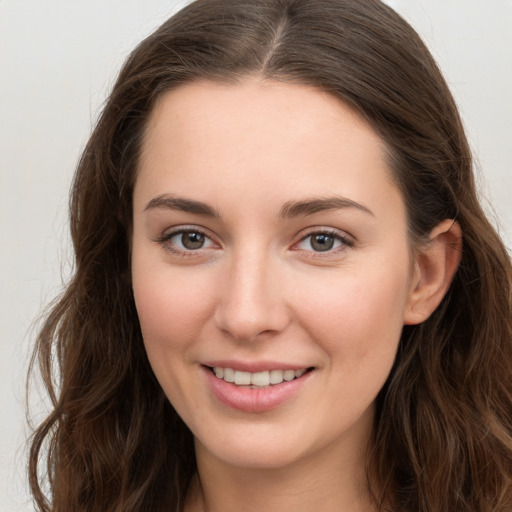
top-left (131, 78), bottom-right (461, 512)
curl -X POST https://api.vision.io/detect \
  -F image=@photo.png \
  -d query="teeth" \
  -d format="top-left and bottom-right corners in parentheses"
top-left (234, 371), bottom-right (251, 385)
top-left (212, 367), bottom-right (308, 387)
top-left (269, 369), bottom-right (284, 384)
top-left (223, 367), bottom-right (235, 383)
top-left (251, 371), bottom-right (270, 387)
top-left (283, 369), bottom-right (295, 381)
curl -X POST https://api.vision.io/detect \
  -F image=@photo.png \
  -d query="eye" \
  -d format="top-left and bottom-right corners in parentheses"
top-left (174, 231), bottom-right (207, 250)
top-left (158, 228), bottom-right (217, 253)
top-left (295, 230), bottom-right (353, 253)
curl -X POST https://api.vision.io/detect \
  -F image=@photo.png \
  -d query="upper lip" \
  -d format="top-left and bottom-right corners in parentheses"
top-left (202, 360), bottom-right (312, 373)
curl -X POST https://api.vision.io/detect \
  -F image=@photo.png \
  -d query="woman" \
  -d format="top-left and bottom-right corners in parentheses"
top-left (29, 0), bottom-right (512, 511)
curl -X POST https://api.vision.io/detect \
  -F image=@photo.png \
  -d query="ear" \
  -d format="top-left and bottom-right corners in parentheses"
top-left (403, 219), bottom-right (462, 325)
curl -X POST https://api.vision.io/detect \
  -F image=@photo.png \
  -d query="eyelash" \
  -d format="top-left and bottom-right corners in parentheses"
top-left (155, 227), bottom-right (354, 257)
top-left (155, 227), bottom-right (217, 257)
top-left (295, 229), bottom-right (354, 255)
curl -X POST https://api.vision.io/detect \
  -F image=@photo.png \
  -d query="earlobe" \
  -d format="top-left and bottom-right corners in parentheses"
top-left (403, 219), bottom-right (462, 325)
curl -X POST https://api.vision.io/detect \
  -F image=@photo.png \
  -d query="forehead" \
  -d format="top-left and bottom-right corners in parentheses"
top-left (141, 77), bottom-right (384, 162)
top-left (135, 78), bottom-right (402, 221)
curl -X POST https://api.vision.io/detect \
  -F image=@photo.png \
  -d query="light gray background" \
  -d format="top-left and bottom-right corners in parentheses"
top-left (1, 1), bottom-right (511, 510)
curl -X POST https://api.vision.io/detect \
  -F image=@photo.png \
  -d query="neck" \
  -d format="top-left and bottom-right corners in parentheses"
top-left (185, 433), bottom-right (377, 512)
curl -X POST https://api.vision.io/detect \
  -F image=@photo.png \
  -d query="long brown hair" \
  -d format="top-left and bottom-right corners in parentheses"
top-left (29, 1), bottom-right (512, 510)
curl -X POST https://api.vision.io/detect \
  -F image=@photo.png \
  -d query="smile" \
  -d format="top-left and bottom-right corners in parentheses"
top-left (204, 364), bottom-right (315, 412)
top-left (211, 367), bottom-right (309, 387)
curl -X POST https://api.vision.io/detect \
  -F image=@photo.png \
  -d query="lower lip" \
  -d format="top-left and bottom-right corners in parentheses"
top-left (203, 366), bottom-right (313, 413)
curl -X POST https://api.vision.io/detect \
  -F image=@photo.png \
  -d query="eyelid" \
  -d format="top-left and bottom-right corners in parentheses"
top-left (292, 227), bottom-right (355, 253)
top-left (155, 225), bottom-right (220, 255)
top-left (154, 224), bottom-right (354, 257)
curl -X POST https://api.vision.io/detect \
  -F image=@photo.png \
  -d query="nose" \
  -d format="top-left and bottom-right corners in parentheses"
top-left (214, 249), bottom-right (290, 342)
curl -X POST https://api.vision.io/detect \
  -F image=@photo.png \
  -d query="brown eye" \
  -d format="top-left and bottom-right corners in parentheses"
top-left (155, 226), bottom-right (220, 256)
top-left (310, 233), bottom-right (335, 252)
top-left (295, 230), bottom-right (353, 254)
top-left (160, 229), bottom-right (215, 253)
top-left (180, 231), bottom-right (205, 250)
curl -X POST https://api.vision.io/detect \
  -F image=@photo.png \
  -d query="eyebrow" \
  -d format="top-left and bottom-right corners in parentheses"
top-left (144, 194), bottom-right (220, 217)
top-left (143, 194), bottom-right (374, 219)
top-left (279, 196), bottom-right (374, 219)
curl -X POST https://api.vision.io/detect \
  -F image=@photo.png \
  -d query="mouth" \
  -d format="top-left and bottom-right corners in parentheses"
top-left (207, 366), bottom-right (314, 388)
top-left (203, 363), bottom-right (315, 412)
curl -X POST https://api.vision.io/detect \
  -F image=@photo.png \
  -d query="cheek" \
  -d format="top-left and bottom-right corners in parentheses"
top-left (132, 262), bottom-right (216, 354)
top-left (131, 262), bottom-right (218, 419)
top-left (295, 263), bottom-right (410, 366)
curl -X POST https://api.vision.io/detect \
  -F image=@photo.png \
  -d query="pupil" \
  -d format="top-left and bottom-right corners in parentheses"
top-left (311, 234), bottom-right (334, 252)
top-left (182, 232), bottom-right (205, 250)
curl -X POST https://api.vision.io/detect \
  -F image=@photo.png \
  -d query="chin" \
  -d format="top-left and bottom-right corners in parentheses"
top-left (192, 420), bottom-right (316, 470)
top-left (197, 439), bottom-right (309, 470)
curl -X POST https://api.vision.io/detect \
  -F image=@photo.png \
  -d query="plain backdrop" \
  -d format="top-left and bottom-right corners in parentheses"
top-left (1, 1), bottom-right (511, 510)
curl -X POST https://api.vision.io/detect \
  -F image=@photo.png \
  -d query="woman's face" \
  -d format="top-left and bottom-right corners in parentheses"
top-left (131, 78), bottom-right (419, 470)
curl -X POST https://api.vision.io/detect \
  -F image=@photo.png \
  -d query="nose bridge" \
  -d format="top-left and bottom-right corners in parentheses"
top-left (214, 244), bottom-right (288, 341)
